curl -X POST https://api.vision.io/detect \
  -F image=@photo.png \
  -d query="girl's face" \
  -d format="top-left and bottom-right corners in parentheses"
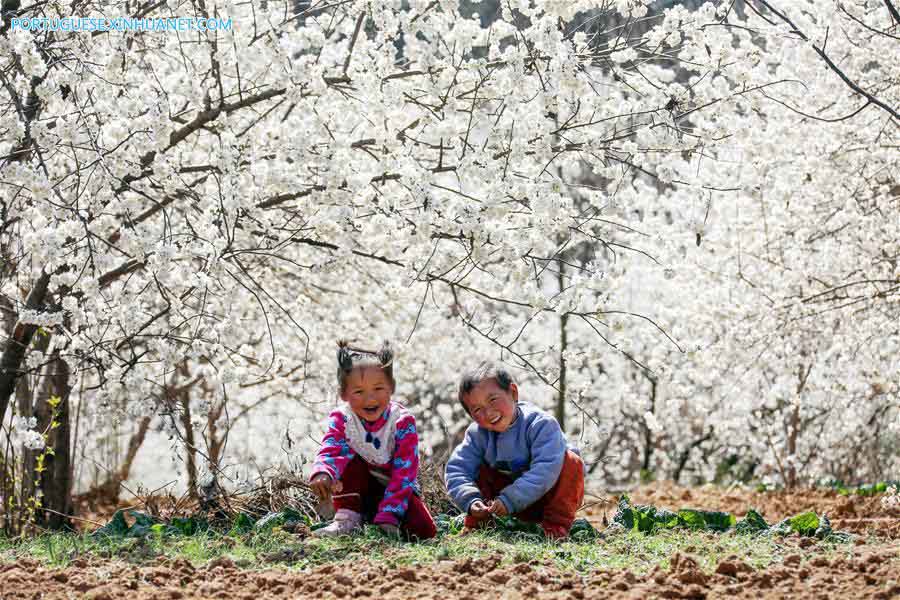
top-left (462, 378), bottom-right (519, 432)
top-left (341, 366), bottom-right (394, 422)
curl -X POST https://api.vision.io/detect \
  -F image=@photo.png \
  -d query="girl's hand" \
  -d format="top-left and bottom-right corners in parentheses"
top-left (310, 473), bottom-right (334, 503)
top-left (488, 499), bottom-right (508, 517)
top-left (378, 523), bottom-right (401, 538)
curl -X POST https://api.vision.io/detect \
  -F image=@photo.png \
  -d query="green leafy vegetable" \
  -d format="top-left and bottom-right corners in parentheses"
top-left (230, 513), bottom-right (255, 534)
top-left (735, 509), bottom-right (768, 534)
top-left (609, 496), bottom-right (846, 539)
top-left (91, 510), bottom-right (161, 538)
top-left (92, 510), bottom-right (130, 538)
top-left (569, 518), bottom-right (599, 541)
top-left (787, 511), bottom-right (820, 536)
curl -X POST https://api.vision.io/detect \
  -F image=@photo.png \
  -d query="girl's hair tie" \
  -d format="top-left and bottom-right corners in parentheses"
top-left (337, 343), bottom-right (354, 372)
top-left (335, 339), bottom-right (396, 392)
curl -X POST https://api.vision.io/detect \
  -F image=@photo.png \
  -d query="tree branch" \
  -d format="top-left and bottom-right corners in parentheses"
top-left (753, 0), bottom-right (899, 121)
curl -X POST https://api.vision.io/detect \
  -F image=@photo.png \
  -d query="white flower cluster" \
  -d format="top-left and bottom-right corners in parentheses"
top-left (11, 416), bottom-right (46, 451)
top-left (17, 309), bottom-right (65, 328)
top-left (883, 486), bottom-right (900, 510)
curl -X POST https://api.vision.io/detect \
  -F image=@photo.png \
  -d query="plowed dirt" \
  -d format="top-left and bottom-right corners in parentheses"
top-left (3, 484), bottom-right (898, 599)
top-left (2, 548), bottom-right (898, 600)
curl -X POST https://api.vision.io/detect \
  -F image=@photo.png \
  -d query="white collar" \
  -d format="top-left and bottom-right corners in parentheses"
top-left (341, 405), bottom-right (404, 465)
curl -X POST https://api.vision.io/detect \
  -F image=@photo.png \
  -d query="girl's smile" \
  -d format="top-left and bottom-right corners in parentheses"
top-left (341, 366), bottom-right (394, 422)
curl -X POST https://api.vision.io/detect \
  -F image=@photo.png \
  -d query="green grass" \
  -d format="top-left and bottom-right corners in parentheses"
top-left (0, 525), bottom-right (863, 574)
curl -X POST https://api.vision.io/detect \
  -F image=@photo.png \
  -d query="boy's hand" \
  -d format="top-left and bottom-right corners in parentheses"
top-left (309, 473), bottom-right (335, 503)
top-left (469, 499), bottom-right (490, 519)
top-left (488, 499), bottom-right (508, 517)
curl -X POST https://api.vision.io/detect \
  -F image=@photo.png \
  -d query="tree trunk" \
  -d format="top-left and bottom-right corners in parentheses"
top-left (91, 414), bottom-right (153, 503)
top-left (786, 403), bottom-right (799, 488)
top-left (38, 351), bottom-right (73, 530)
top-left (178, 364), bottom-right (198, 501)
top-left (0, 271), bottom-right (51, 427)
top-left (208, 399), bottom-right (225, 472)
top-left (673, 429), bottom-right (713, 484)
top-left (641, 378), bottom-right (657, 473)
top-left (556, 259), bottom-right (567, 432)
top-left (17, 331), bottom-right (52, 531)
top-left (119, 416), bottom-right (153, 486)
top-left (786, 362), bottom-right (812, 488)
top-left (586, 434), bottom-right (614, 475)
top-left (16, 376), bottom-right (35, 531)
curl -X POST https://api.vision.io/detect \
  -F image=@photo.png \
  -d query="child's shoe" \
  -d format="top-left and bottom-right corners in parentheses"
top-left (312, 509), bottom-right (363, 537)
top-left (542, 523), bottom-right (570, 540)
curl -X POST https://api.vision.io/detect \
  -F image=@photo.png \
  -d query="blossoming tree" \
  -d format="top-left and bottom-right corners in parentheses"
top-left (559, 0), bottom-right (900, 485)
top-left (1, 0), bottom-right (897, 530)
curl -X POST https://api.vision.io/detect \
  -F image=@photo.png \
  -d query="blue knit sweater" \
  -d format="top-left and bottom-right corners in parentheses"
top-left (445, 401), bottom-right (576, 514)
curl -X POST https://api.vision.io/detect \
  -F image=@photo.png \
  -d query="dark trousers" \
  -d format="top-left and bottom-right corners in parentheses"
top-left (332, 456), bottom-right (437, 539)
top-left (464, 450), bottom-right (585, 533)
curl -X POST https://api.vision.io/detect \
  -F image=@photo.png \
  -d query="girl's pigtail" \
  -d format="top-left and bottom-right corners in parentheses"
top-left (337, 340), bottom-right (354, 372)
top-left (335, 339), bottom-right (396, 392)
top-left (377, 340), bottom-right (393, 368)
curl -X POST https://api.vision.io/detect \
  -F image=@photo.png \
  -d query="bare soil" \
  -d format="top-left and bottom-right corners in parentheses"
top-left (2, 547), bottom-right (898, 600)
top-left (3, 484), bottom-right (898, 600)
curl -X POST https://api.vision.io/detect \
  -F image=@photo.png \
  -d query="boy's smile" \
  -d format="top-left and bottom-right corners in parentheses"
top-left (342, 366), bottom-right (393, 422)
top-left (462, 378), bottom-right (519, 432)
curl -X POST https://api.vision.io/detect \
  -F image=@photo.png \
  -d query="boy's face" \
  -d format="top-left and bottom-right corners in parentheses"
top-left (462, 378), bottom-right (518, 433)
top-left (341, 366), bottom-right (393, 422)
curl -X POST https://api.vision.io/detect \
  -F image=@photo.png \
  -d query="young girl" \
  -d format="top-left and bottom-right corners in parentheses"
top-left (309, 340), bottom-right (437, 539)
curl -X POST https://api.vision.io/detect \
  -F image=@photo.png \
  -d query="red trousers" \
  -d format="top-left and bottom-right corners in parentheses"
top-left (465, 450), bottom-right (584, 535)
top-left (332, 456), bottom-right (437, 539)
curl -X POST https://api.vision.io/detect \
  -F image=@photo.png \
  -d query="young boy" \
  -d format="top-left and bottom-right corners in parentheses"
top-left (444, 363), bottom-right (585, 538)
